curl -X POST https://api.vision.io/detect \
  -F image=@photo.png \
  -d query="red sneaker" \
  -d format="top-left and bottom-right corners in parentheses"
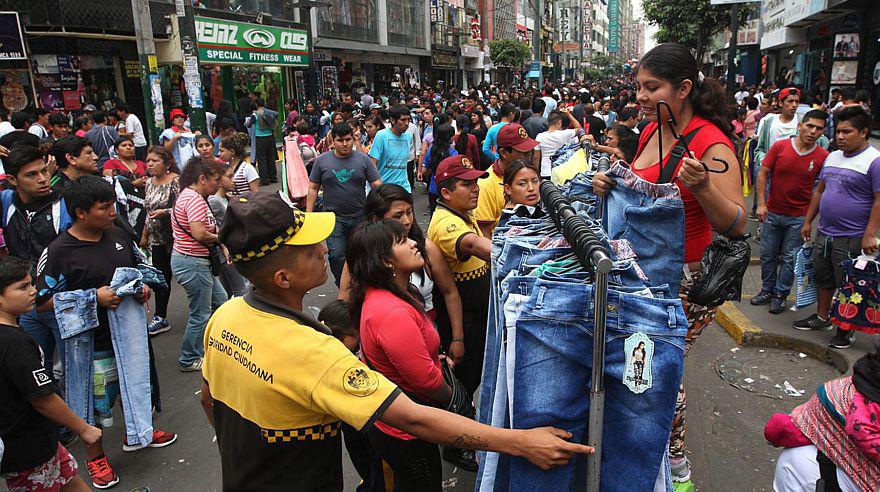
top-left (122, 429), bottom-right (178, 452)
top-left (87, 455), bottom-right (120, 489)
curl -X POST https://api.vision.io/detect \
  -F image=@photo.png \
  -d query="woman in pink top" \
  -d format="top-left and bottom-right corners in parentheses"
top-left (744, 96), bottom-right (761, 138)
top-left (348, 219), bottom-right (453, 492)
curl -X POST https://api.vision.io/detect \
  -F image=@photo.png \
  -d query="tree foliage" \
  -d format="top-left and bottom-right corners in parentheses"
top-left (489, 39), bottom-right (532, 69)
top-left (643, 0), bottom-right (753, 62)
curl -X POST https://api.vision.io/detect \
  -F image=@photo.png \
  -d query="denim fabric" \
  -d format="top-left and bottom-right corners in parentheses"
top-left (564, 172), bottom-right (597, 199)
top-left (510, 277), bottom-right (686, 492)
top-left (19, 308), bottom-right (62, 375)
top-left (108, 267), bottom-right (154, 446)
top-left (604, 163), bottom-right (685, 298)
top-left (759, 212), bottom-right (805, 297)
top-left (171, 252), bottom-right (228, 366)
top-left (135, 263), bottom-right (168, 290)
top-left (326, 214), bottom-right (365, 286)
top-left (55, 289), bottom-right (99, 425)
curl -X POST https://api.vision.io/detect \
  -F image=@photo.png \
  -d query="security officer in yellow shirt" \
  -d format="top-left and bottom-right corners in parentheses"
top-left (474, 123), bottom-right (540, 238)
top-left (199, 192), bottom-right (593, 491)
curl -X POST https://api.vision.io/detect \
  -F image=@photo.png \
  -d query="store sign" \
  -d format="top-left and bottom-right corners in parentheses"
top-left (124, 60), bottom-right (142, 78)
top-left (432, 51), bottom-right (458, 69)
top-left (0, 12), bottom-right (26, 60)
top-left (194, 16), bottom-right (309, 66)
top-left (607, 0), bottom-right (619, 53)
top-left (736, 18), bottom-right (760, 46)
top-left (784, 0), bottom-right (826, 27)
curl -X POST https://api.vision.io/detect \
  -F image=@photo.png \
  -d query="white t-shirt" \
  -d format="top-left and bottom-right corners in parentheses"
top-left (536, 129), bottom-right (578, 177)
top-left (231, 161), bottom-right (260, 195)
top-left (28, 123), bottom-right (48, 139)
top-left (767, 115), bottom-right (799, 148)
top-left (734, 90), bottom-right (749, 105)
top-left (126, 113), bottom-right (147, 147)
top-left (0, 121), bottom-right (14, 138)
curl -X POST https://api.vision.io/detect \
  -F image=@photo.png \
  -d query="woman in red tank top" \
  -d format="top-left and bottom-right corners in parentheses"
top-left (592, 43), bottom-right (747, 484)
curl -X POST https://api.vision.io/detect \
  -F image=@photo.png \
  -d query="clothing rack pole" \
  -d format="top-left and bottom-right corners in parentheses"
top-left (538, 181), bottom-right (612, 492)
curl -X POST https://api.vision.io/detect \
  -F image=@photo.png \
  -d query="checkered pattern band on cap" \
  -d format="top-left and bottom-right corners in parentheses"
top-left (230, 210), bottom-right (306, 263)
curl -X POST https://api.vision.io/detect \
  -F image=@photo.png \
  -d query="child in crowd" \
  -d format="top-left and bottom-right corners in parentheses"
top-left (0, 255), bottom-right (99, 492)
top-left (318, 299), bottom-right (359, 352)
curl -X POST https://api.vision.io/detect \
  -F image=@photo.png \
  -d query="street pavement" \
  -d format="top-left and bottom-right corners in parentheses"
top-left (52, 177), bottom-right (853, 491)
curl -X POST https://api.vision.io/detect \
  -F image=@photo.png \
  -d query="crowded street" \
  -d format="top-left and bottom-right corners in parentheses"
top-left (2, 0), bottom-right (880, 491)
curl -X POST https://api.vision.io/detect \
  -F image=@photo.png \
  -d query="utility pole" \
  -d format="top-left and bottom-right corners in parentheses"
top-left (533, 0), bottom-right (543, 87)
top-left (176, 0), bottom-right (207, 133)
top-left (130, 0), bottom-right (162, 144)
top-left (725, 3), bottom-right (740, 95)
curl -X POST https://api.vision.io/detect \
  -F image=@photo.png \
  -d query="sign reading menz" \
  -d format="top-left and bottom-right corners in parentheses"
top-left (194, 16), bottom-right (309, 66)
top-left (0, 12), bottom-right (26, 60)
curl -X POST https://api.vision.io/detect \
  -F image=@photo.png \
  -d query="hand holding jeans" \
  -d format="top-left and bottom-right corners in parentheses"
top-left (515, 427), bottom-right (594, 470)
top-left (591, 172), bottom-right (614, 196)
top-left (97, 286), bottom-right (122, 310)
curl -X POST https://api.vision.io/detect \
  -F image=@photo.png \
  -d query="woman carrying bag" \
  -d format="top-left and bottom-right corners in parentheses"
top-left (170, 156), bottom-right (228, 372)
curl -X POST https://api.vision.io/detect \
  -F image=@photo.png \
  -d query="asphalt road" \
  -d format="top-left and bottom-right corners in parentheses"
top-left (48, 180), bottom-right (843, 491)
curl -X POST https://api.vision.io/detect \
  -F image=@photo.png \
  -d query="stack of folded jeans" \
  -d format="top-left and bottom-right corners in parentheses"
top-left (476, 170), bottom-right (688, 492)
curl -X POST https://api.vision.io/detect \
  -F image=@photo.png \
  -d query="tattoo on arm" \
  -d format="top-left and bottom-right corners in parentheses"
top-left (451, 433), bottom-right (490, 450)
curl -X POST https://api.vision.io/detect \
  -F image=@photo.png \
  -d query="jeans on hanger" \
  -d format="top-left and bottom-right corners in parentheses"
top-left (603, 162), bottom-right (685, 298)
top-left (108, 267), bottom-right (154, 447)
top-left (55, 289), bottom-right (99, 425)
top-left (510, 278), bottom-right (687, 492)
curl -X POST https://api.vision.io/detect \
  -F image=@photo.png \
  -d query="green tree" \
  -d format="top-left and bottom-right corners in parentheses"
top-left (591, 53), bottom-right (613, 69)
top-left (643, 0), bottom-right (753, 62)
top-left (489, 39), bottom-right (532, 69)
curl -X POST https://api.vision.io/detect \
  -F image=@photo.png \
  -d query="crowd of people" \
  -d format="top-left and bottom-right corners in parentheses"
top-left (0, 40), bottom-right (878, 491)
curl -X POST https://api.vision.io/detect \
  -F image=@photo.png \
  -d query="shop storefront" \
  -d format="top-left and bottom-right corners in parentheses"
top-left (431, 50), bottom-right (460, 89)
top-left (318, 51), bottom-right (422, 96)
top-left (191, 15), bottom-right (310, 119)
top-left (0, 12), bottom-right (32, 114)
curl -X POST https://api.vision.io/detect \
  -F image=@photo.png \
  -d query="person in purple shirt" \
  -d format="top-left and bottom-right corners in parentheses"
top-left (797, 106), bottom-right (880, 348)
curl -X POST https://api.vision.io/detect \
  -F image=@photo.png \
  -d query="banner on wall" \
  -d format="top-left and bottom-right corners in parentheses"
top-left (0, 12), bottom-right (26, 60)
top-left (194, 16), bottom-right (309, 66)
top-left (607, 0), bottom-right (619, 53)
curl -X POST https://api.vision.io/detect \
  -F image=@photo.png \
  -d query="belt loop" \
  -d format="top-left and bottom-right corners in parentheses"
top-left (667, 305), bottom-right (676, 328)
top-left (535, 286), bottom-right (547, 309)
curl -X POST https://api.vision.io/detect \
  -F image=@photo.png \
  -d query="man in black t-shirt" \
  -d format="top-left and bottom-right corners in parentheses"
top-left (35, 176), bottom-right (177, 489)
top-left (0, 255), bottom-right (99, 491)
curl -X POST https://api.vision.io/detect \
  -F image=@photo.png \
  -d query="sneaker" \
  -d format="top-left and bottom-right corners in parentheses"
top-left (793, 314), bottom-right (834, 331)
top-left (147, 316), bottom-right (170, 336)
top-left (750, 291), bottom-right (773, 306)
top-left (179, 359), bottom-right (203, 372)
top-left (769, 297), bottom-right (787, 314)
top-left (87, 455), bottom-right (120, 489)
top-left (829, 328), bottom-right (856, 349)
top-left (123, 429), bottom-right (178, 452)
top-left (441, 446), bottom-right (479, 472)
top-left (669, 455), bottom-right (691, 483)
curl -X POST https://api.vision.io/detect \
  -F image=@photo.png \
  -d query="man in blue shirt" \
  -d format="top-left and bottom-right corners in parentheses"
top-left (251, 98), bottom-right (278, 185)
top-left (369, 105), bottom-right (413, 192)
top-left (482, 103), bottom-right (518, 162)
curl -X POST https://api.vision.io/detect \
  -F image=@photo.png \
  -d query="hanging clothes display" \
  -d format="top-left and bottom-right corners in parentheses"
top-left (476, 168), bottom-right (688, 492)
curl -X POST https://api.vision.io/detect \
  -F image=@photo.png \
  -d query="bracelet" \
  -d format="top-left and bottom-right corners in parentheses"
top-left (720, 206), bottom-right (742, 236)
top-left (451, 338), bottom-right (464, 343)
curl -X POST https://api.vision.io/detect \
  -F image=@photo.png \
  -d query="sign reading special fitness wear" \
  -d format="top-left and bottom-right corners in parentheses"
top-left (194, 16), bottom-right (309, 66)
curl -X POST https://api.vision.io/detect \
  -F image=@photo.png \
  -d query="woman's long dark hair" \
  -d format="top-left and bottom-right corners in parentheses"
top-left (428, 124), bottom-right (455, 173)
top-left (455, 114), bottom-right (470, 157)
top-left (469, 110), bottom-right (485, 129)
top-left (347, 220), bottom-right (425, 326)
top-left (639, 43), bottom-right (735, 141)
top-left (364, 184), bottom-right (430, 273)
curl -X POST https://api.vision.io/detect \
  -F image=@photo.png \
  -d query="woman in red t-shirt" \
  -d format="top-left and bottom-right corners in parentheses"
top-left (348, 219), bottom-right (453, 491)
top-left (592, 43), bottom-right (747, 483)
top-left (103, 136), bottom-right (147, 187)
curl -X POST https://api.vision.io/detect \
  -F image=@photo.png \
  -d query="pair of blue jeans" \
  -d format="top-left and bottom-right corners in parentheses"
top-left (603, 162), bottom-right (685, 298)
top-left (171, 252), bottom-right (228, 367)
top-left (759, 212), bottom-right (805, 298)
top-left (55, 289), bottom-right (99, 426)
top-left (19, 308), bottom-right (62, 376)
top-left (510, 277), bottom-right (687, 492)
top-left (326, 214), bottom-right (365, 286)
top-left (107, 267), bottom-right (154, 447)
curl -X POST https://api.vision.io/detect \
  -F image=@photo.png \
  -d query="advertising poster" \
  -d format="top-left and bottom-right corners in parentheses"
top-left (0, 69), bottom-right (30, 111)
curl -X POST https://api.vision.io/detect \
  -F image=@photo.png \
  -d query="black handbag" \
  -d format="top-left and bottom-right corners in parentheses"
top-left (687, 234), bottom-right (751, 307)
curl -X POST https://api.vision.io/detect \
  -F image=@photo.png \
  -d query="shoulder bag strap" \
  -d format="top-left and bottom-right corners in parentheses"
top-left (657, 127), bottom-right (703, 184)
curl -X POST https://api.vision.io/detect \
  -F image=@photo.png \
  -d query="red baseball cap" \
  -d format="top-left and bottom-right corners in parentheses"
top-left (169, 108), bottom-right (187, 120)
top-left (435, 155), bottom-right (489, 182)
top-left (779, 87), bottom-right (801, 101)
top-left (497, 123), bottom-right (539, 152)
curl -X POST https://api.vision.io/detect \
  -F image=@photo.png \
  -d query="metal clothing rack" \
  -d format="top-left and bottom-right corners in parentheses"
top-left (539, 181), bottom-right (612, 492)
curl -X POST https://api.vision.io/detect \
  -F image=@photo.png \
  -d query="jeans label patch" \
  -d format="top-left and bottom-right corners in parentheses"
top-left (624, 332), bottom-right (654, 394)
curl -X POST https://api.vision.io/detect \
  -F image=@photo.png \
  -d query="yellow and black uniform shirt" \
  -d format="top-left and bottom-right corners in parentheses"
top-left (202, 293), bottom-right (400, 491)
top-left (474, 166), bottom-right (505, 231)
top-left (428, 203), bottom-right (490, 312)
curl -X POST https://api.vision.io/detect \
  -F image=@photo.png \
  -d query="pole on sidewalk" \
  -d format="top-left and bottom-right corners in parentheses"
top-left (726, 3), bottom-right (740, 96)
top-left (533, 0), bottom-right (543, 87)
top-left (176, 0), bottom-right (207, 133)
top-left (130, 0), bottom-right (163, 145)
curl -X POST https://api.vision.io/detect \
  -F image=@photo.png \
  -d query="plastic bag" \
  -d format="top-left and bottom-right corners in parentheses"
top-left (688, 235), bottom-right (751, 308)
top-left (793, 244), bottom-right (817, 310)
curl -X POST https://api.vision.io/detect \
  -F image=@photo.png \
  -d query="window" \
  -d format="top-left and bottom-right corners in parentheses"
top-left (387, 0), bottom-right (425, 48)
top-left (317, 0), bottom-right (379, 42)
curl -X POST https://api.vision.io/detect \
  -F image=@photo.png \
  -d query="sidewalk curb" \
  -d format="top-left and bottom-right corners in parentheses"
top-left (715, 302), bottom-right (850, 373)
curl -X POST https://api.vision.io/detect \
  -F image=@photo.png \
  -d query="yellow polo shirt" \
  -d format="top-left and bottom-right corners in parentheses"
top-left (474, 166), bottom-right (505, 230)
top-left (428, 204), bottom-right (489, 282)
